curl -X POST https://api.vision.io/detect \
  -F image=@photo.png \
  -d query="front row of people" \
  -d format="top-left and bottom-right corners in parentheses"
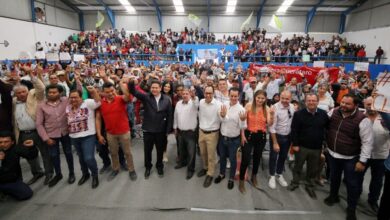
top-left (1, 74), bottom-right (389, 220)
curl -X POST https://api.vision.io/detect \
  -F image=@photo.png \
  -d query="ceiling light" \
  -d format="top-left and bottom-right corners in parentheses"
top-left (276, 0), bottom-right (295, 13)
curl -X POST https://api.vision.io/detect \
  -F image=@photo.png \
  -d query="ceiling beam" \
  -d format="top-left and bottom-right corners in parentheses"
top-left (305, 0), bottom-right (325, 33)
top-left (152, 0), bottom-right (162, 32)
top-left (256, 0), bottom-right (267, 28)
top-left (339, 0), bottom-right (368, 34)
top-left (96, 0), bottom-right (115, 28)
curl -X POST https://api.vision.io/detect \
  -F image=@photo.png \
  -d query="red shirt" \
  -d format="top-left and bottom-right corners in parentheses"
top-left (100, 96), bottom-right (130, 135)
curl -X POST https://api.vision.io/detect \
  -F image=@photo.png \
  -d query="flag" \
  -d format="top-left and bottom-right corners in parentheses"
top-left (240, 11), bottom-right (253, 30)
top-left (188, 13), bottom-right (202, 27)
top-left (96, 11), bottom-right (105, 28)
top-left (269, 14), bottom-right (282, 30)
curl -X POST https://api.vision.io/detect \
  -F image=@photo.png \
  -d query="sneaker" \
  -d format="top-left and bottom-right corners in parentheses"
top-left (163, 152), bottom-right (168, 163)
top-left (129, 171), bottom-right (137, 181)
top-left (226, 159), bottom-right (231, 169)
top-left (268, 176), bottom-right (276, 189)
top-left (276, 175), bottom-right (288, 187)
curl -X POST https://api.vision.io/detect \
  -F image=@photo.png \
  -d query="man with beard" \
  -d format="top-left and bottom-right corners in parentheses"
top-left (324, 94), bottom-right (373, 220)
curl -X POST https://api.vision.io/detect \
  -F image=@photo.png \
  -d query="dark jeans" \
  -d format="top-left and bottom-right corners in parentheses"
top-left (127, 102), bottom-right (136, 137)
top-left (219, 135), bottom-right (240, 179)
top-left (269, 134), bottom-right (291, 176)
top-left (329, 155), bottom-right (364, 210)
top-left (378, 170), bottom-right (390, 220)
top-left (374, 55), bottom-right (382, 64)
top-left (47, 135), bottom-right (74, 176)
top-left (364, 158), bottom-right (386, 204)
top-left (71, 135), bottom-right (98, 177)
top-left (291, 147), bottom-right (321, 188)
top-left (177, 130), bottom-right (197, 172)
top-left (240, 130), bottom-right (267, 180)
top-left (143, 132), bottom-right (166, 169)
top-left (19, 130), bottom-right (53, 177)
top-left (0, 180), bottom-right (33, 200)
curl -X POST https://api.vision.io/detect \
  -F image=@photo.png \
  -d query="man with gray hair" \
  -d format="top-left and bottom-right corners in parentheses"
top-left (12, 66), bottom-right (53, 185)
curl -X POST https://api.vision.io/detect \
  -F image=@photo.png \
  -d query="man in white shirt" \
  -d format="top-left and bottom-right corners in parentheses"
top-left (214, 87), bottom-right (246, 190)
top-left (12, 68), bottom-right (53, 186)
top-left (197, 85), bottom-right (222, 188)
top-left (268, 90), bottom-right (295, 189)
top-left (266, 72), bottom-right (284, 105)
top-left (173, 88), bottom-right (199, 180)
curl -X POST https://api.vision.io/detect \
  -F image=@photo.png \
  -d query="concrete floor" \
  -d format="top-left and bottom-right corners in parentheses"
top-left (0, 135), bottom-right (378, 220)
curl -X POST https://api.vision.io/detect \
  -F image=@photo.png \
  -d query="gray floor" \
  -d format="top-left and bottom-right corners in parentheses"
top-left (0, 135), bottom-right (378, 220)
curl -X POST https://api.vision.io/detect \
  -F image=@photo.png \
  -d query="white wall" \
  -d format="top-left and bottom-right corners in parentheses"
top-left (343, 26), bottom-right (390, 64)
top-left (0, 17), bottom-right (78, 60)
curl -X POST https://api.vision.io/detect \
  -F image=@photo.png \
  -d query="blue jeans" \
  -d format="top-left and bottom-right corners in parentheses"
top-left (269, 134), bottom-right (291, 176)
top-left (48, 135), bottom-right (74, 176)
top-left (71, 135), bottom-right (98, 177)
top-left (329, 155), bottom-right (364, 210)
top-left (218, 136), bottom-right (240, 179)
top-left (364, 158), bottom-right (386, 204)
top-left (0, 180), bottom-right (33, 200)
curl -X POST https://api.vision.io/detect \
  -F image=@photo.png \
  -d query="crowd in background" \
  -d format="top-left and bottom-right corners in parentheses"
top-left (32, 27), bottom-right (381, 63)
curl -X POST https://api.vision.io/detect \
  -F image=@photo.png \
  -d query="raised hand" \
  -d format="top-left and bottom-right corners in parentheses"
top-left (220, 105), bottom-right (227, 118)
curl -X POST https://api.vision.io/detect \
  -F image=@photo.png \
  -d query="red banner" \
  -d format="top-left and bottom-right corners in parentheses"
top-left (250, 64), bottom-right (340, 85)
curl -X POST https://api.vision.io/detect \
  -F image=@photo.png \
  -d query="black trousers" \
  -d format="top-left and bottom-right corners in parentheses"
top-left (378, 170), bottom-right (390, 220)
top-left (240, 130), bottom-right (267, 180)
top-left (144, 132), bottom-right (166, 169)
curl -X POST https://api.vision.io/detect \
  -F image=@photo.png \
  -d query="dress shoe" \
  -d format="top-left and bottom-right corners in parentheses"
top-left (44, 174), bottom-right (53, 185)
top-left (287, 184), bottom-right (299, 191)
top-left (174, 164), bottom-right (186, 169)
top-left (78, 174), bottom-right (90, 186)
top-left (107, 170), bottom-right (119, 181)
top-left (239, 180), bottom-right (246, 194)
top-left (144, 169), bottom-right (151, 179)
top-left (129, 171), bottom-right (137, 181)
top-left (68, 173), bottom-right (76, 184)
top-left (91, 176), bottom-right (99, 189)
top-left (197, 169), bottom-right (207, 177)
top-left (305, 187), bottom-right (317, 199)
top-left (157, 168), bottom-right (164, 177)
top-left (227, 179), bottom-right (234, 190)
top-left (27, 172), bottom-right (44, 185)
top-left (203, 175), bottom-right (213, 188)
top-left (214, 175), bottom-right (225, 184)
top-left (368, 201), bottom-right (379, 213)
top-left (346, 208), bottom-right (357, 220)
top-left (48, 174), bottom-right (63, 187)
top-left (99, 165), bottom-right (110, 174)
top-left (324, 195), bottom-right (340, 206)
top-left (186, 171), bottom-right (194, 180)
top-left (251, 175), bottom-right (258, 188)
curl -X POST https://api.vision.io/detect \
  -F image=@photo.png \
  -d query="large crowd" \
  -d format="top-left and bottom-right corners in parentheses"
top-left (33, 27), bottom-right (387, 63)
top-left (1, 32), bottom-right (390, 220)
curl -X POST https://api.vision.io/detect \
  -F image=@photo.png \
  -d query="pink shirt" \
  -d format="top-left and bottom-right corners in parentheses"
top-left (36, 97), bottom-right (69, 141)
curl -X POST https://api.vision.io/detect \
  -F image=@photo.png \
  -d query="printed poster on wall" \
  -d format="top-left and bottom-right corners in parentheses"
top-left (354, 62), bottom-right (369, 71)
top-left (313, 61), bottom-right (325, 68)
top-left (46, 53), bottom-right (59, 62)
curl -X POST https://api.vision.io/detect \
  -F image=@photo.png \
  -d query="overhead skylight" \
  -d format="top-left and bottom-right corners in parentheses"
top-left (276, 0), bottom-right (295, 13)
top-left (118, 0), bottom-right (136, 13)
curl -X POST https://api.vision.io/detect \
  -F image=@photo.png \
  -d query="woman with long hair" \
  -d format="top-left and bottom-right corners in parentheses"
top-left (239, 90), bottom-right (273, 193)
top-left (161, 81), bottom-right (173, 163)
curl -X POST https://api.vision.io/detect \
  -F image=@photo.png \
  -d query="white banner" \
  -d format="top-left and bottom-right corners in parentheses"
top-left (354, 62), bottom-right (369, 71)
top-left (313, 61), bottom-right (325, 68)
top-left (73, 54), bottom-right (85, 62)
top-left (373, 72), bottom-right (390, 113)
top-left (34, 51), bottom-right (46, 59)
top-left (46, 53), bottom-right (59, 62)
top-left (59, 52), bottom-right (71, 61)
